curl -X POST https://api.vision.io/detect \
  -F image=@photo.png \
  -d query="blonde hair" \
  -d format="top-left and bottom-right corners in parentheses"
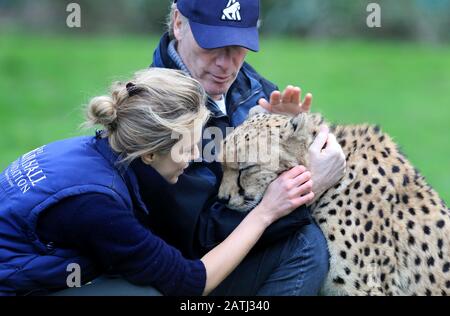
top-left (84, 68), bottom-right (209, 164)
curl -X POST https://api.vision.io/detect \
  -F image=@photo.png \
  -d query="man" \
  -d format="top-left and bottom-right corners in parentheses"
top-left (143, 0), bottom-right (346, 295)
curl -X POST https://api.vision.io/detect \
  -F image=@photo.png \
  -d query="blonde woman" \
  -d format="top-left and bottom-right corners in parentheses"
top-left (0, 68), bottom-right (314, 296)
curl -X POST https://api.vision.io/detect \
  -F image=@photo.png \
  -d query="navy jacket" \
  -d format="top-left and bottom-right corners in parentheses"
top-left (0, 135), bottom-right (206, 296)
top-left (147, 33), bottom-right (312, 259)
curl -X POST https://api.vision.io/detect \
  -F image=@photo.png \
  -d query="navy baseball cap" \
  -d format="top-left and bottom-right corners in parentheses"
top-left (175, 0), bottom-right (260, 52)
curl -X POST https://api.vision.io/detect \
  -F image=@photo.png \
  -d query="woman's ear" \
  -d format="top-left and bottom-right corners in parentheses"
top-left (141, 153), bottom-right (155, 165)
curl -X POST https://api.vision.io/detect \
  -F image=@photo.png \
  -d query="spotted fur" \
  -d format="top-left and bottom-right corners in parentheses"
top-left (218, 112), bottom-right (450, 296)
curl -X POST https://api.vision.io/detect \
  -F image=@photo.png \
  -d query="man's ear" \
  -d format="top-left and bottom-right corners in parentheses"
top-left (141, 153), bottom-right (155, 165)
top-left (173, 10), bottom-right (184, 41)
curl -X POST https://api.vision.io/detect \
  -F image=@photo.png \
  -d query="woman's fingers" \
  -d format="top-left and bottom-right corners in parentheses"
top-left (290, 179), bottom-right (313, 198)
top-left (280, 165), bottom-right (307, 180)
top-left (292, 191), bottom-right (315, 207)
top-left (291, 170), bottom-right (311, 187)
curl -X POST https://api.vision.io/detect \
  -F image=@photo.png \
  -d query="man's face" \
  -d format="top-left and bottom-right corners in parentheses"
top-left (175, 14), bottom-right (248, 100)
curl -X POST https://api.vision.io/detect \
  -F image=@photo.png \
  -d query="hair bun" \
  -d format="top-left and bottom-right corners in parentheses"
top-left (86, 96), bottom-right (117, 129)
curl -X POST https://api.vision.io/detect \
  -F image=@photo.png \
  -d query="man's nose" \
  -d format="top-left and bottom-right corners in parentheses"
top-left (215, 50), bottom-right (232, 69)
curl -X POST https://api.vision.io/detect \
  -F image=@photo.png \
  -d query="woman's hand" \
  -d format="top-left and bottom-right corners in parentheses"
top-left (254, 165), bottom-right (314, 225)
top-left (201, 165), bottom-right (313, 295)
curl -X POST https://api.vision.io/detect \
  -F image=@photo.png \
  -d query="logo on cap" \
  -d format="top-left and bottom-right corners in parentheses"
top-left (221, 0), bottom-right (241, 21)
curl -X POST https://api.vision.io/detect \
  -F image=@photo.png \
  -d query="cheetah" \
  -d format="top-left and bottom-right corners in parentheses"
top-left (218, 111), bottom-right (450, 296)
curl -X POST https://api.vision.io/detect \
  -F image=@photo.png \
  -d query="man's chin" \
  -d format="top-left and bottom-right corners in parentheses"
top-left (205, 85), bottom-right (232, 98)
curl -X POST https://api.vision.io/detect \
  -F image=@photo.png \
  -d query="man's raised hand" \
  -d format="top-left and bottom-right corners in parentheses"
top-left (258, 85), bottom-right (313, 116)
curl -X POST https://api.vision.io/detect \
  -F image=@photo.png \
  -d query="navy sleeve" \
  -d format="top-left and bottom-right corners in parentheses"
top-left (197, 199), bottom-right (312, 252)
top-left (36, 194), bottom-right (206, 296)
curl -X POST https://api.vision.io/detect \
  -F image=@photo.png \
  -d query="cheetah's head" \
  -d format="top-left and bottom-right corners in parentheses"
top-left (218, 111), bottom-right (318, 212)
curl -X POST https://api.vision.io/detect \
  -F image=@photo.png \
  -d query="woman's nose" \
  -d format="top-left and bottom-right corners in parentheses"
top-left (191, 145), bottom-right (200, 160)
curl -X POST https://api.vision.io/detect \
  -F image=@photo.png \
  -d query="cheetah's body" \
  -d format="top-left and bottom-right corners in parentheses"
top-left (218, 112), bottom-right (449, 295)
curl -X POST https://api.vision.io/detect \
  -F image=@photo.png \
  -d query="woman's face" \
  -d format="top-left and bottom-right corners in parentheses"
top-left (144, 128), bottom-right (202, 184)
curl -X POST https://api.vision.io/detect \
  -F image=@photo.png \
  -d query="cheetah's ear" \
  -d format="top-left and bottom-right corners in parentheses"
top-left (289, 112), bottom-right (308, 134)
top-left (283, 112), bottom-right (312, 143)
top-left (248, 105), bottom-right (269, 117)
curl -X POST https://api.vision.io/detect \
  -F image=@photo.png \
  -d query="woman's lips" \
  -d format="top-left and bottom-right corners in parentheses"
top-left (180, 165), bottom-right (189, 174)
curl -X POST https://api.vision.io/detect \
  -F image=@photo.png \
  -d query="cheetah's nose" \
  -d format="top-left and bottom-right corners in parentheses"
top-left (218, 195), bottom-right (231, 204)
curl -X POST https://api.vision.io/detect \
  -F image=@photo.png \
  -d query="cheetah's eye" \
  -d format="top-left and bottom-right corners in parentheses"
top-left (238, 165), bottom-right (256, 172)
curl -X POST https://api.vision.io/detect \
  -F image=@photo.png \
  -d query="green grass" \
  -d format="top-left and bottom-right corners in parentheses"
top-left (0, 34), bottom-right (449, 203)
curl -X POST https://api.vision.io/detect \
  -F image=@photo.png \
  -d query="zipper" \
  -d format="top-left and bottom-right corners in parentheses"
top-left (236, 87), bottom-right (262, 108)
top-left (227, 87), bottom-right (263, 119)
top-left (207, 85), bottom-right (263, 119)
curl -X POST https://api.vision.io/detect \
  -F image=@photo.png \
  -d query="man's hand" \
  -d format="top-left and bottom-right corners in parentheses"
top-left (308, 125), bottom-right (346, 204)
top-left (258, 85), bottom-right (313, 116)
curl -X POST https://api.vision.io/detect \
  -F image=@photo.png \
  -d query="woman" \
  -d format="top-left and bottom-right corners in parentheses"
top-left (0, 68), bottom-right (314, 296)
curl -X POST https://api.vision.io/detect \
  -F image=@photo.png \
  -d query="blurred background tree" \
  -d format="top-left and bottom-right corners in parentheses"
top-left (261, 0), bottom-right (450, 42)
top-left (1, 0), bottom-right (449, 42)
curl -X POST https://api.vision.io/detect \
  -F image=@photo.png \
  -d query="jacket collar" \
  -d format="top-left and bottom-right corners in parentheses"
top-left (167, 40), bottom-right (192, 76)
top-left (152, 32), bottom-right (178, 70)
top-left (152, 33), bottom-right (261, 119)
top-left (93, 134), bottom-right (150, 215)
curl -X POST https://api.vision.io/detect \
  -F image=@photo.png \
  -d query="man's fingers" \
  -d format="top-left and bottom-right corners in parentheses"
top-left (258, 98), bottom-right (271, 111)
top-left (281, 85), bottom-right (293, 104)
top-left (323, 133), bottom-right (345, 161)
top-left (292, 87), bottom-right (301, 105)
top-left (301, 93), bottom-right (313, 112)
top-left (309, 125), bottom-right (329, 153)
top-left (324, 133), bottom-right (340, 151)
top-left (270, 91), bottom-right (281, 105)
top-left (327, 132), bottom-right (338, 147)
